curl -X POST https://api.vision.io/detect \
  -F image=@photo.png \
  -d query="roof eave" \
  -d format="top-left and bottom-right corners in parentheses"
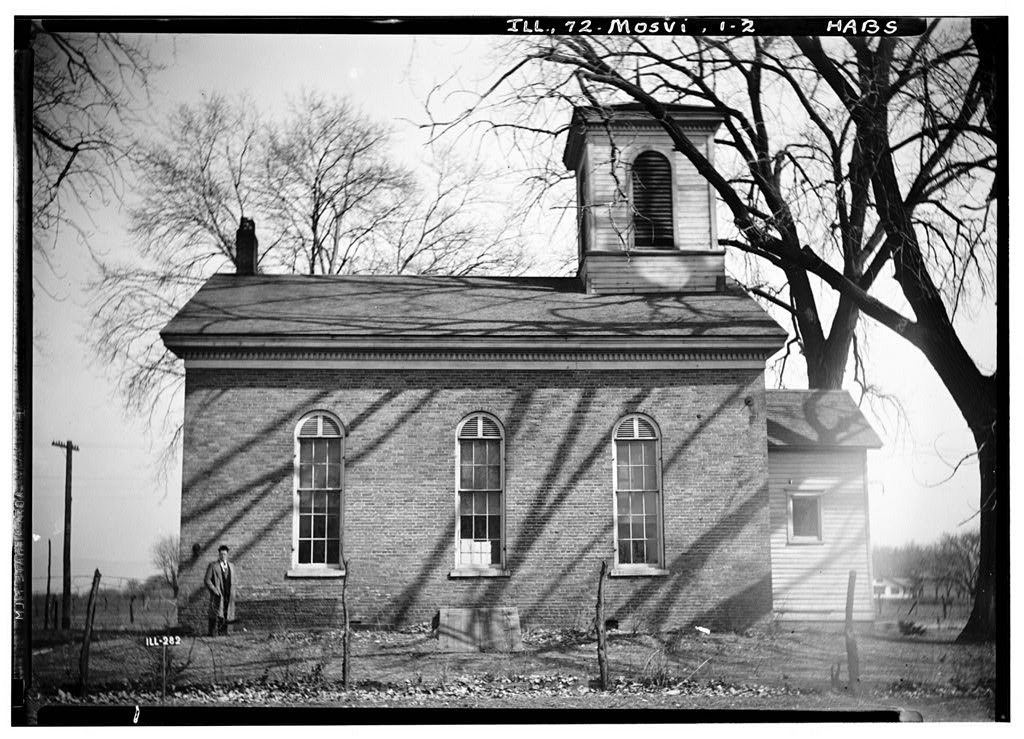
top-left (768, 441), bottom-right (884, 451)
top-left (162, 332), bottom-right (788, 355)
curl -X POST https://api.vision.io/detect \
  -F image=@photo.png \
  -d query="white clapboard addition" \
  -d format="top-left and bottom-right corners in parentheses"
top-left (768, 449), bottom-right (874, 621)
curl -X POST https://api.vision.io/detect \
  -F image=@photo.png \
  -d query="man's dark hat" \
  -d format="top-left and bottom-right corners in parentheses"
top-left (218, 545), bottom-right (230, 552)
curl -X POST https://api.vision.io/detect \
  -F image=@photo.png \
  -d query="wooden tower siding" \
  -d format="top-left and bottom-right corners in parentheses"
top-left (584, 135), bottom-right (714, 252)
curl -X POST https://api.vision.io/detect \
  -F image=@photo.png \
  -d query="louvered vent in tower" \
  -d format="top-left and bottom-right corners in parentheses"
top-left (631, 151), bottom-right (673, 248)
top-left (299, 416), bottom-right (320, 437)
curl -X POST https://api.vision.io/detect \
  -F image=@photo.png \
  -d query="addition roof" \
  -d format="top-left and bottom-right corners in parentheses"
top-left (160, 273), bottom-right (787, 351)
top-left (766, 390), bottom-right (883, 449)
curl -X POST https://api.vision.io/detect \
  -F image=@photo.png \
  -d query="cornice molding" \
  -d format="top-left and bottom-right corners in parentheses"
top-left (180, 346), bottom-right (774, 371)
top-left (581, 118), bottom-right (721, 132)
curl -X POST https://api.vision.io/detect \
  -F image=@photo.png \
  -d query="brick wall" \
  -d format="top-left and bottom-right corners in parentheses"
top-left (177, 368), bottom-right (772, 633)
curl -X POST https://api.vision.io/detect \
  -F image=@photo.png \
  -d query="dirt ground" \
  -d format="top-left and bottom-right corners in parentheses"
top-left (28, 622), bottom-right (997, 722)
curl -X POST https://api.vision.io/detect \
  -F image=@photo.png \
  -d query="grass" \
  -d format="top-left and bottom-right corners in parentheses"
top-left (28, 622), bottom-right (997, 720)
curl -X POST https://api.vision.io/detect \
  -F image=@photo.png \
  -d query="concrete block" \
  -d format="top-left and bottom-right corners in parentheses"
top-left (436, 607), bottom-right (523, 652)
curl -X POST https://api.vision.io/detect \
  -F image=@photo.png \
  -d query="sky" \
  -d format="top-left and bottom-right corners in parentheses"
top-left (24, 22), bottom-right (1000, 591)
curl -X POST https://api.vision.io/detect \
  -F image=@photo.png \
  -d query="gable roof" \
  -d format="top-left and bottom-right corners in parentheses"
top-left (766, 390), bottom-right (883, 449)
top-left (160, 273), bottom-right (787, 353)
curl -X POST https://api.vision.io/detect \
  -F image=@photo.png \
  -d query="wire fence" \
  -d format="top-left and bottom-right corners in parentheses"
top-left (31, 591), bottom-right (178, 631)
top-left (874, 597), bottom-right (973, 630)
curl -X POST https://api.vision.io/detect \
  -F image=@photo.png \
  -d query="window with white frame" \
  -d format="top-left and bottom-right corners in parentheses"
top-left (613, 415), bottom-right (663, 568)
top-left (456, 413), bottom-right (504, 569)
top-left (294, 412), bottom-right (344, 567)
top-left (787, 492), bottom-right (823, 544)
top-left (631, 151), bottom-right (674, 248)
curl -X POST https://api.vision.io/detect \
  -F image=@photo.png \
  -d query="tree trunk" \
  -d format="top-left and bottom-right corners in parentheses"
top-left (806, 340), bottom-right (851, 390)
top-left (958, 426), bottom-right (998, 642)
top-left (806, 297), bottom-right (859, 390)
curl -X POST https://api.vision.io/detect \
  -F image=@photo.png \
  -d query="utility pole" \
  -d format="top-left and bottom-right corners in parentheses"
top-left (52, 440), bottom-right (79, 630)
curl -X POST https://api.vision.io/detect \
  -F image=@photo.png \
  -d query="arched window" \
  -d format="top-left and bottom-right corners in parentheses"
top-left (631, 151), bottom-right (674, 248)
top-left (613, 415), bottom-right (663, 569)
top-left (294, 411), bottom-right (345, 569)
top-left (456, 413), bottom-right (504, 570)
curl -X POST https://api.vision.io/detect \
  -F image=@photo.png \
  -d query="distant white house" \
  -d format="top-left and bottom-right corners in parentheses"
top-left (873, 576), bottom-right (914, 600)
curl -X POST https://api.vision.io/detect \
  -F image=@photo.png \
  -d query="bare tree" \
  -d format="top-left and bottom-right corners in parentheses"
top-left (373, 144), bottom-right (531, 276)
top-left (935, 530), bottom-right (981, 602)
top-left (262, 91), bottom-right (412, 275)
top-left (30, 22), bottom-right (159, 281)
top-left (90, 91), bottom-right (530, 460)
top-left (151, 534), bottom-right (181, 599)
top-left (437, 25), bottom-right (997, 641)
top-left (873, 542), bottom-right (929, 580)
top-left (794, 30), bottom-right (998, 643)
top-left (125, 577), bottom-right (141, 624)
top-left (874, 531), bottom-right (979, 603)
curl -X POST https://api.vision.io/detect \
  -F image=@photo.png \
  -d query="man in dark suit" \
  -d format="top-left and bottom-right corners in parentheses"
top-left (204, 544), bottom-right (236, 636)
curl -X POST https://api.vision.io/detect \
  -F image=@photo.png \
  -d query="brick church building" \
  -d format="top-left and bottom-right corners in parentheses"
top-left (162, 105), bottom-right (880, 633)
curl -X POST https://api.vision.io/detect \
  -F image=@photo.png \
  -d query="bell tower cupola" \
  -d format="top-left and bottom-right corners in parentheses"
top-left (563, 104), bottom-right (727, 293)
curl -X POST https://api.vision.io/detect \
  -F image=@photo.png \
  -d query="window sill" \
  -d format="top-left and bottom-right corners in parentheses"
top-left (609, 568), bottom-right (669, 578)
top-left (786, 538), bottom-right (825, 546)
top-left (286, 568), bottom-right (346, 579)
top-left (449, 568), bottom-right (511, 579)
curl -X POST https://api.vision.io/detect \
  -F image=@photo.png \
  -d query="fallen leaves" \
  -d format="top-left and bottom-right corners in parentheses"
top-left (49, 670), bottom-right (806, 708)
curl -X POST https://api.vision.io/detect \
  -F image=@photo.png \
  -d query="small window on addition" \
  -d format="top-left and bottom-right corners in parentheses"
top-left (787, 492), bottom-right (823, 544)
top-left (451, 413), bottom-right (510, 578)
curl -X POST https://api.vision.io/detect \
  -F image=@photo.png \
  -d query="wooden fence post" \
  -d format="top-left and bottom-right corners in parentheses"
top-left (342, 558), bottom-right (351, 690)
top-left (78, 569), bottom-right (102, 697)
top-left (596, 560), bottom-right (609, 690)
top-left (845, 569), bottom-right (860, 694)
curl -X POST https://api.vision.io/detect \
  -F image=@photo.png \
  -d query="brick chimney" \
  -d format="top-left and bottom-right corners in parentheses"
top-left (234, 217), bottom-right (258, 275)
